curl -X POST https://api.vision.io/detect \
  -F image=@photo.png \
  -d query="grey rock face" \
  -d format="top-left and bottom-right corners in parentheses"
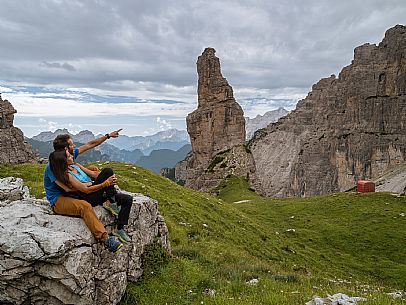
top-left (245, 107), bottom-right (289, 140)
top-left (177, 145), bottom-right (263, 192)
top-left (0, 177), bottom-right (171, 305)
top-left (250, 24), bottom-right (406, 197)
top-left (0, 98), bottom-right (36, 164)
top-left (0, 177), bottom-right (30, 202)
top-left (375, 162), bottom-right (406, 193)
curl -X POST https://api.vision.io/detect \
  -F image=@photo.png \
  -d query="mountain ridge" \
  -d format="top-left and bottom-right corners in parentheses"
top-left (32, 128), bottom-right (190, 151)
top-left (250, 24), bottom-right (406, 197)
top-left (245, 107), bottom-right (289, 140)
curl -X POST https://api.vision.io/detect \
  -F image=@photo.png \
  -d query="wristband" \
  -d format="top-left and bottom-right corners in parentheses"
top-left (101, 180), bottom-right (111, 188)
top-left (105, 133), bottom-right (111, 139)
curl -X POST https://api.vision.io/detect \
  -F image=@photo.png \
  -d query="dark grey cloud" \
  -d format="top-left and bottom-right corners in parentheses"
top-left (40, 61), bottom-right (76, 71)
top-left (0, 0), bottom-right (405, 95)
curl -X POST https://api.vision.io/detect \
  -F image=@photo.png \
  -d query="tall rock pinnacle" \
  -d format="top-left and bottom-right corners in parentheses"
top-left (187, 48), bottom-right (246, 169)
top-left (175, 48), bottom-right (260, 192)
top-left (197, 48), bottom-right (235, 107)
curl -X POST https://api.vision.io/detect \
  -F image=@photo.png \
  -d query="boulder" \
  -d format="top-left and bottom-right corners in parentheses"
top-left (0, 177), bottom-right (171, 305)
top-left (305, 293), bottom-right (367, 305)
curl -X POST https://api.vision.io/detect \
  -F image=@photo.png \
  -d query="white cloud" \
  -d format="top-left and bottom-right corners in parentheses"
top-left (33, 117), bottom-right (82, 134)
top-left (67, 123), bottom-right (83, 134)
top-left (46, 121), bottom-right (58, 132)
top-left (2, 90), bottom-right (194, 118)
top-left (0, 86), bottom-right (13, 93)
top-left (3, 85), bottom-right (302, 122)
top-left (157, 116), bottom-right (172, 130)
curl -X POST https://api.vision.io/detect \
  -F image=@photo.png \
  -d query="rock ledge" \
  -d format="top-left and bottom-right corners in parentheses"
top-left (0, 177), bottom-right (171, 305)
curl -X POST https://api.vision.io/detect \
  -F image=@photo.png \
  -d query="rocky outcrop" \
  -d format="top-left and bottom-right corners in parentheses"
top-left (245, 107), bottom-right (289, 140)
top-left (177, 145), bottom-right (262, 192)
top-left (0, 177), bottom-right (171, 305)
top-left (0, 97), bottom-right (36, 164)
top-left (175, 48), bottom-right (261, 192)
top-left (188, 48), bottom-right (246, 168)
top-left (250, 24), bottom-right (406, 197)
top-left (306, 293), bottom-right (367, 305)
top-left (160, 167), bottom-right (176, 181)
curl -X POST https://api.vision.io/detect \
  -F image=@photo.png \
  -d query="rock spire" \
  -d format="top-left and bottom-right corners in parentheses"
top-left (0, 97), bottom-right (36, 164)
top-left (187, 48), bottom-right (246, 169)
top-left (175, 48), bottom-right (260, 192)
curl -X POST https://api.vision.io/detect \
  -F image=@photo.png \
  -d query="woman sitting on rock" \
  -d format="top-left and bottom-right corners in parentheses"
top-left (49, 149), bottom-right (132, 244)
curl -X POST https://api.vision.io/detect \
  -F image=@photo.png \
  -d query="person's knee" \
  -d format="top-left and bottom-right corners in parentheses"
top-left (116, 194), bottom-right (132, 207)
top-left (124, 194), bottom-right (133, 206)
top-left (102, 167), bottom-right (114, 176)
top-left (79, 201), bottom-right (93, 215)
top-left (86, 164), bottom-right (100, 172)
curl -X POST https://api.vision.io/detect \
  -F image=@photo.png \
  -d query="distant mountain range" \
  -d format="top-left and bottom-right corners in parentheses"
top-left (137, 145), bottom-right (192, 173)
top-left (32, 128), bottom-right (190, 154)
top-left (29, 129), bottom-right (191, 173)
top-left (245, 107), bottom-right (289, 140)
top-left (29, 111), bottom-right (288, 172)
top-left (26, 138), bottom-right (109, 164)
top-left (103, 129), bottom-right (190, 152)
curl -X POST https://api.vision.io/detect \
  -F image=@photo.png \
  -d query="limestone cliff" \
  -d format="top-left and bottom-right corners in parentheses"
top-left (175, 48), bottom-right (261, 192)
top-left (0, 96), bottom-right (36, 164)
top-left (250, 25), bottom-right (406, 197)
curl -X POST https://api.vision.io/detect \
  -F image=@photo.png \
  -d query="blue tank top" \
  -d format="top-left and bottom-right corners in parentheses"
top-left (68, 165), bottom-right (92, 183)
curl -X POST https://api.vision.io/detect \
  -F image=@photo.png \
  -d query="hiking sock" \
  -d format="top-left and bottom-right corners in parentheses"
top-left (108, 195), bottom-right (117, 204)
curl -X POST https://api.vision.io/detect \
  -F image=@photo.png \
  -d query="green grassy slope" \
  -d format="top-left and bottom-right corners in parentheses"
top-left (1, 163), bottom-right (405, 304)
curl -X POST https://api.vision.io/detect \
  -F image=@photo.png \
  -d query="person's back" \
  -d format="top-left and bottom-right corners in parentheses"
top-left (43, 163), bottom-right (64, 207)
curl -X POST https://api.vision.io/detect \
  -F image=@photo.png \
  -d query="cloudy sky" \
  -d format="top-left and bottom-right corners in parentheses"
top-left (0, 0), bottom-right (405, 137)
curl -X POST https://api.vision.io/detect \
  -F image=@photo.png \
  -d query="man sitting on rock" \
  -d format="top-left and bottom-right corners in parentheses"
top-left (43, 129), bottom-right (127, 252)
top-left (53, 130), bottom-right (122, 214)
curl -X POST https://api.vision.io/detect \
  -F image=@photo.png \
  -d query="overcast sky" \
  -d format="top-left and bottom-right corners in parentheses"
top-left (1, 0), bottom-right (405, 137)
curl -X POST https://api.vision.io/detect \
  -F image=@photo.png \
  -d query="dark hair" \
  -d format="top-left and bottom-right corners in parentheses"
top-left (49, 150), bottom-right (71, 187)
top-left (53, 134), bottom-right (71, 151)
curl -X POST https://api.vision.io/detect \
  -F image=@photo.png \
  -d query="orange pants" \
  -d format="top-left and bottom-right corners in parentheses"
top-left (53, 195), bottom-right (108, 241)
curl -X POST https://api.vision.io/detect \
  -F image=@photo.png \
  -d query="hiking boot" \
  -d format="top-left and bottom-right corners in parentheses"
top-left (104, 236), bottom-right (123, 252)
top-left (113, 229), bottom-right (131, 243)
top-left (103, 201), bottom-right (120, 216)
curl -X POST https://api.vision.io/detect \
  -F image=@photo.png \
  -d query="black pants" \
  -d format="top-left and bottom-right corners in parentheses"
top-left (83, 168), bottom-right (133, 226)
